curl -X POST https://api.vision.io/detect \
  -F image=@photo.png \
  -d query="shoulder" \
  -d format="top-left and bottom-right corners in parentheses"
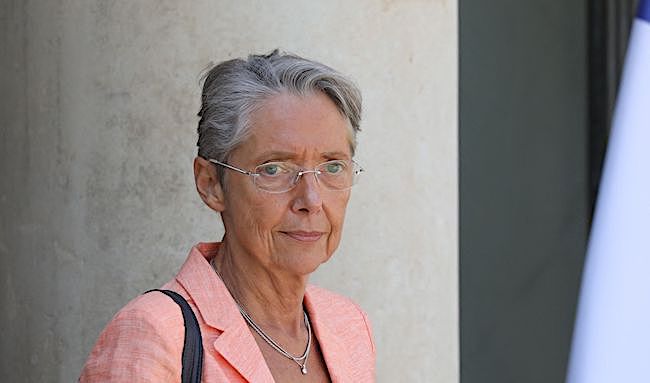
top-left (307, 285), bottom-right (368, 317)
top-left (107, 289), bottom-right (188, 337)
top-left (79, 291), bottom-right (185, 382)
top-left (129, 288), bottom-right (192, 319)
top-left (306, 285), bottom-right (375, 352)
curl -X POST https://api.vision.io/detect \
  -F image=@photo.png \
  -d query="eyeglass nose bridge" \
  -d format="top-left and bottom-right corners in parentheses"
top-left (292, 169), bottom-right (322, 187)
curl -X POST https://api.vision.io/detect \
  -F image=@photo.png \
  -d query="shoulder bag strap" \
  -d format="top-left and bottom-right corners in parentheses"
top-left (145, 289), bottom-right (203, 383)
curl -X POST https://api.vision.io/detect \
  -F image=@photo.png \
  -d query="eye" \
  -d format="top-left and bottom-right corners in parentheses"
top-left (258, 163), bottom-right (288, 176)
top-left (323, 161), bottom-right (346, 174)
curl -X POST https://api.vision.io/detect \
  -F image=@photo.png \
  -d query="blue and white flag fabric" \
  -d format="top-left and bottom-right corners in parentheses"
top-left (567, 1), bottom-right (650, 382)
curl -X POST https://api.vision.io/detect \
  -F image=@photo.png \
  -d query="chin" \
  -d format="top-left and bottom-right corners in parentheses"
top-left (279, 248), bottom-right (332, 276)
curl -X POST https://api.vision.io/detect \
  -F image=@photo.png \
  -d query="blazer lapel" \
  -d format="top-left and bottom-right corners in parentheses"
top-left (212, 320), bottom-right (274, 382)
top-left (174, 243), bottom-right (275, 383)
top-left (305, 289), bottom-right (354, 383)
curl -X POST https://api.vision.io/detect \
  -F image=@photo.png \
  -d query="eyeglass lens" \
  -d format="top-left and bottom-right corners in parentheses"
top-left (253, 161), bottom-right (359, 192)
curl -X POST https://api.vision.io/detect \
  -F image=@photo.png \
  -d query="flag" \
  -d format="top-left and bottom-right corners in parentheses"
top-left (567, 1), bottom-right (650, 382)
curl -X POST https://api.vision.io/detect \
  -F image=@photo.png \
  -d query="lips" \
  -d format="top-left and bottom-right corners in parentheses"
top-left (281, 231), bottom-right (325, 242)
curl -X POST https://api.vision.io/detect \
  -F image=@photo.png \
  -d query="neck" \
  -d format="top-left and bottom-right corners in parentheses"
top-left (213, 239), bottom-right (308, 336)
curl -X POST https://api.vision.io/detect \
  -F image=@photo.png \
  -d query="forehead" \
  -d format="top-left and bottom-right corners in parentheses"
top-left (237, 92), bottom-right (352, 163)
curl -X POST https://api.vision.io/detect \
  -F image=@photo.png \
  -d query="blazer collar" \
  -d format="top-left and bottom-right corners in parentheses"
top-left (174, 243), bottom-right (356, 383)
top-left (174, 243), bottom-right (275, 383)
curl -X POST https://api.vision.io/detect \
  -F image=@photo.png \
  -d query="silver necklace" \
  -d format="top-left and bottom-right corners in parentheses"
top-left (211, 258), bottom-right (312, 375)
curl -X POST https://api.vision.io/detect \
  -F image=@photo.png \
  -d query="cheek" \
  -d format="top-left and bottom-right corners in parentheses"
top-left (331, 202), bottom-right (348, 231)
top-left (326, 195), bottom-right (351, 249)
top-left (238, 193), bottom-right (289, 233)
top-left (335, 192), bottom-right (352, 224)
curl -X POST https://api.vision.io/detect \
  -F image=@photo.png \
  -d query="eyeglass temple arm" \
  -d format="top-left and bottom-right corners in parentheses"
top-left (352, 160), bottom-right (364, 175)
top-left (207, 159), bottom-right (254, 176)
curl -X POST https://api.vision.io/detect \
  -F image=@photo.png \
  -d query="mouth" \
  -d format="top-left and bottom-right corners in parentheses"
top-left (281, 231), bottom-right (325, 242)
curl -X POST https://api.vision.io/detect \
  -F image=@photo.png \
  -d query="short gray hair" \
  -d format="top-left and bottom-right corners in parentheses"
top-left (197, 50), bottom-right (362, 169)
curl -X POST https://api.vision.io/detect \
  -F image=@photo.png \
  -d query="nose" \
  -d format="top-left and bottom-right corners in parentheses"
top-left (290, 170), bottom-right (323, 214)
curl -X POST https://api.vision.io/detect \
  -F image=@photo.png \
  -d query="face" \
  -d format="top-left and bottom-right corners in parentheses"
top-left (219, 92), bottom-right (353, 276)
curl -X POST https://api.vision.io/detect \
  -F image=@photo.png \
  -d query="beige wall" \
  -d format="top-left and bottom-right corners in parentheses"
top-left (0, 1), bottom-right (458, 381)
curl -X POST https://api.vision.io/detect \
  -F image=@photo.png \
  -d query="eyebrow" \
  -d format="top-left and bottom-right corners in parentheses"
top-left (322, 151), bottom-right (351, 160)
top-left (253, 151), bottom-right (297, 163)
top-left (253, 150), bottom-right (351, 163)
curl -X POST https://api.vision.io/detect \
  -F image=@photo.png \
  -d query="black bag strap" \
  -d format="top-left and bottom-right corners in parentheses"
top-left (145, 289), bottom-right (203, 383)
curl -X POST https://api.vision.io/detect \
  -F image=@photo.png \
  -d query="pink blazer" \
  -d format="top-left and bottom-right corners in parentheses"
top-left (80, 243), bottom-right (375, 382)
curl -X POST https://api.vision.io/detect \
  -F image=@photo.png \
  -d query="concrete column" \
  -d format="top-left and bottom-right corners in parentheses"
top-left (1, 1), bottom-right (458, 382)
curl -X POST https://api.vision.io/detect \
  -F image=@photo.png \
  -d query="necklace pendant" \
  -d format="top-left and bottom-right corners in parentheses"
top-left (301, 365), bottom-right (308, 375)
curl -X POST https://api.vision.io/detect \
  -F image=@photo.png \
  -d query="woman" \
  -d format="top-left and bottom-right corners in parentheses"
top-left (79, 51), bottom-right (375, 382)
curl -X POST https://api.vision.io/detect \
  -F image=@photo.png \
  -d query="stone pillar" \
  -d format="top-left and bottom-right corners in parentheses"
top-left (0, 1), bottom-right (458, 382)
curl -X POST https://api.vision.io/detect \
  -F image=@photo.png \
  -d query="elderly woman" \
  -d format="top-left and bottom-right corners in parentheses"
top-left (80, 50), bottom-right (375, 382)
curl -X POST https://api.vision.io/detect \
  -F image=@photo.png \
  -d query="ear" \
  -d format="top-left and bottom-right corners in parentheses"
top-left (194, 156), bottom-right (226, 212)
